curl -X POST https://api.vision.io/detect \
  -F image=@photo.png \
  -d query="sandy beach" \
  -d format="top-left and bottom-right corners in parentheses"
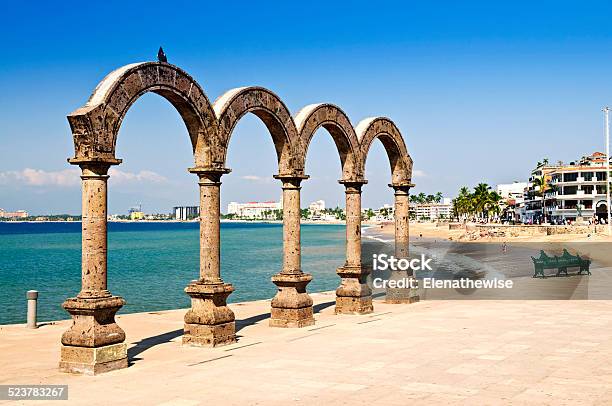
top-left (380, 221), bottom-right (612, 244)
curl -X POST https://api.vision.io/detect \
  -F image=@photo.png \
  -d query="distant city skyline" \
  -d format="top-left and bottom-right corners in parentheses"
top-left (2, 1), bottom-right (612, 214)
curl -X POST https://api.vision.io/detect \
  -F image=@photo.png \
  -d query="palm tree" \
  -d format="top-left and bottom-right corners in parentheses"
top-left (485, 191), bottom-right (503, 220)
top-left (434, 192), bottom-right (443, 203)
top-left (473, 183), bottom-right (491, 219)
top-left (453, 186), bottom-right (473, 221)
top-left (532, 176), bottom-right (548, 222)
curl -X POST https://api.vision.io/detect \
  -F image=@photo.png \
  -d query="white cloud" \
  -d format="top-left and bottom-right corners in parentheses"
top-left (241, 175), bottom-right (263, 181)
top-left (0, 168), bottom-right (167, 187)
top-left (108, 168), bottom-right (167, 184)
top-left (413, 169), bottom-right (427, 178)
top-left (240, 175), bottom-right (274, 184)
top-left (0, 168), bottom-right (80, 187)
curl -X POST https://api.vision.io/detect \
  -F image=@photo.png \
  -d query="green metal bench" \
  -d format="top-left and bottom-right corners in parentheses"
top-left (531, 249), bottom-right (591, 278)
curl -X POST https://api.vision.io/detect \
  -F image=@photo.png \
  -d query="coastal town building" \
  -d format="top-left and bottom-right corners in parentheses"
top-left (495, 182), bottom-right (528, 223)
top-left (372, 204), bottom-right (394, 222)
top-left (522, 162), bottom-right (563, 223)
top-left (308, 200), bottom-right (325, 214)
top-left (496, 182), bottom-right (528, 200)
top-left (546, 152), bottom-right (610, 223)
top-left (410, 198), bottom-right (452, 220)
top-left (226, 200), bottom-right (282, 219)
top-left (0, 208), bottom-right (29, 219)
top-left (174, 206), bottom-right (200, 221)
top-left (521, 152), bottom-right (611, 223)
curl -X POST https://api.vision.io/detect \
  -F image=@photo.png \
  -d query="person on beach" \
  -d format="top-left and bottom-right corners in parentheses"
top-left (502, 242), bottom-right (507, 254)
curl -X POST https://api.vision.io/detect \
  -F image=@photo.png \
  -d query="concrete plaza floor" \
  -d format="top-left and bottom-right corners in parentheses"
top-left (2, 292), bottom-right (612, 405)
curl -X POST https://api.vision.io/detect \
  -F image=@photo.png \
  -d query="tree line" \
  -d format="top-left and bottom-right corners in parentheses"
top-left (452, 183), bottom-right (503, 221)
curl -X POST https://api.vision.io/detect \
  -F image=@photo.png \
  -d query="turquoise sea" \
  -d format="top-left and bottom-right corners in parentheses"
top-left (0, 222), bottom-right (347, 325)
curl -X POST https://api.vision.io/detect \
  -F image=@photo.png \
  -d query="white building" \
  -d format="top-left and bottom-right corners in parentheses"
top-left (227, 200), bottom-right (282, 219)
top-left (521, 152), bottom-right (611, 223)
top-left (174, 206), bottom-right (199, 221)
top-left (410, 198), bottom-right (453, 220)
top-left (496, 182), bottom-right (528, 200)
top-left (372, 204), bottom-right (394, 222)
top-left (496, 182), bottom-right (527, 223)
top-left (522, 162), bottom-right (563, 223)
top-left (308, 200), bottom-right (325, 214)
top-left (546, 152), bottom-right (610, 223)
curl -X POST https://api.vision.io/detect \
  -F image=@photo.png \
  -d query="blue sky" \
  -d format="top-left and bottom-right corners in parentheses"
top-left (2, 1), bottom-right (612, 214)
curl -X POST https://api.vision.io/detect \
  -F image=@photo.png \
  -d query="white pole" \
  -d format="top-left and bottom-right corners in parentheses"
top-left (605, 107), bottom-right (611, 236)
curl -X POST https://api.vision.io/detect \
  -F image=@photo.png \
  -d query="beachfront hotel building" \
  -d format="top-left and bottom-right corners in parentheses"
top-left (226, 200), bottom-right (282, 219)
top-left (410, 198), bottom-right (453, 220)
top-left (522, 152), bottom-right (611, 223)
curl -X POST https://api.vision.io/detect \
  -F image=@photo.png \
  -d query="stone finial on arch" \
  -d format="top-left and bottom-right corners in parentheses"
top-left (67, 61), bottom-right (219, 167)
top-left (294, 103), bottom-right (362, 181)
top-left (356, 117), bottom-right (413, 185)
top-left (213, 86), bottom-right (301, 176)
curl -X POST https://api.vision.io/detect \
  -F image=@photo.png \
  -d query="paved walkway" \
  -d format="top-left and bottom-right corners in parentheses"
top-left (2, 292), bottom-right (612, 405)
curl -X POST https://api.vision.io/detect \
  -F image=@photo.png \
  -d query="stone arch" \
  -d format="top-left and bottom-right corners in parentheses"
top-left (213, 86), bottom-right (301, 175)
top-left (295, 103), bottom-right (361, 180)
top-left (67, 62), bottom-right (218, 167)
top-left (356, 117), bottom-right (413, 184)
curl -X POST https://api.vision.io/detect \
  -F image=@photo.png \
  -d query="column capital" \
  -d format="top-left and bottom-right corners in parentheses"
top-left (68, 157), bottom-right (122, 177)
top-left (273, 173), bottom-right (309, 189)
top-left (339, 179), bottom-right (368, 194)
top-left (389, 182), bottom-right (415, 195)
top-left (189, 166), bottom-right (231, 183)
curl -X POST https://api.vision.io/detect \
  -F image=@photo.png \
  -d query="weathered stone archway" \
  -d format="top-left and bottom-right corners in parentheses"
top-left (357, 117), bottom-right (416, 303)
top-left (68, 62), bottom-right (218, 165)
top-left (295, 104), bottom-right (372, 314)
top-left (210, 86), bottom-right (315, 328)
top-left (61, 62), bottom-right (219, 375)
top-left (62, 59), bottom-right (415, 375)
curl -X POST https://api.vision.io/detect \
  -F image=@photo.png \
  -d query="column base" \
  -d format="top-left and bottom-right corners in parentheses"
top-left (183, 321), bottom-right (236, 347)
top-left (61, 296), bottom-right (126, 347)
top-left (270, 273), bottom-right (315, 328)
top-left (183, 282), bottom-right (236, 347)
top-left (335, 265), bottom-right (373, 315)
top-left (59, 343), bottom-right (127, 375)
top-left (335, 296), bottom-right (373, 314)
top-left (385, 286), bottom-right (420, 304)
top-left (59, 295), bottom-right (127, 375)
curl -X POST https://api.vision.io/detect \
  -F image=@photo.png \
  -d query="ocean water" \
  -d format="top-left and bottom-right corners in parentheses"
top-left (0, 222), bottom-right (347, 325)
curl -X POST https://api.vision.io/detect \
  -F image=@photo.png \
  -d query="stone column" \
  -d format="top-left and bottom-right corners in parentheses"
top-left (270, 175), bottom-right (314, 327)
top-left (60, 158), bottom-right (127, 375)
top-left (335, 180), bottom-right (373, 314)
top-left (386, 183), bottom-right (419, 303)
top-left (183, 167), bottom-right (236, 347)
